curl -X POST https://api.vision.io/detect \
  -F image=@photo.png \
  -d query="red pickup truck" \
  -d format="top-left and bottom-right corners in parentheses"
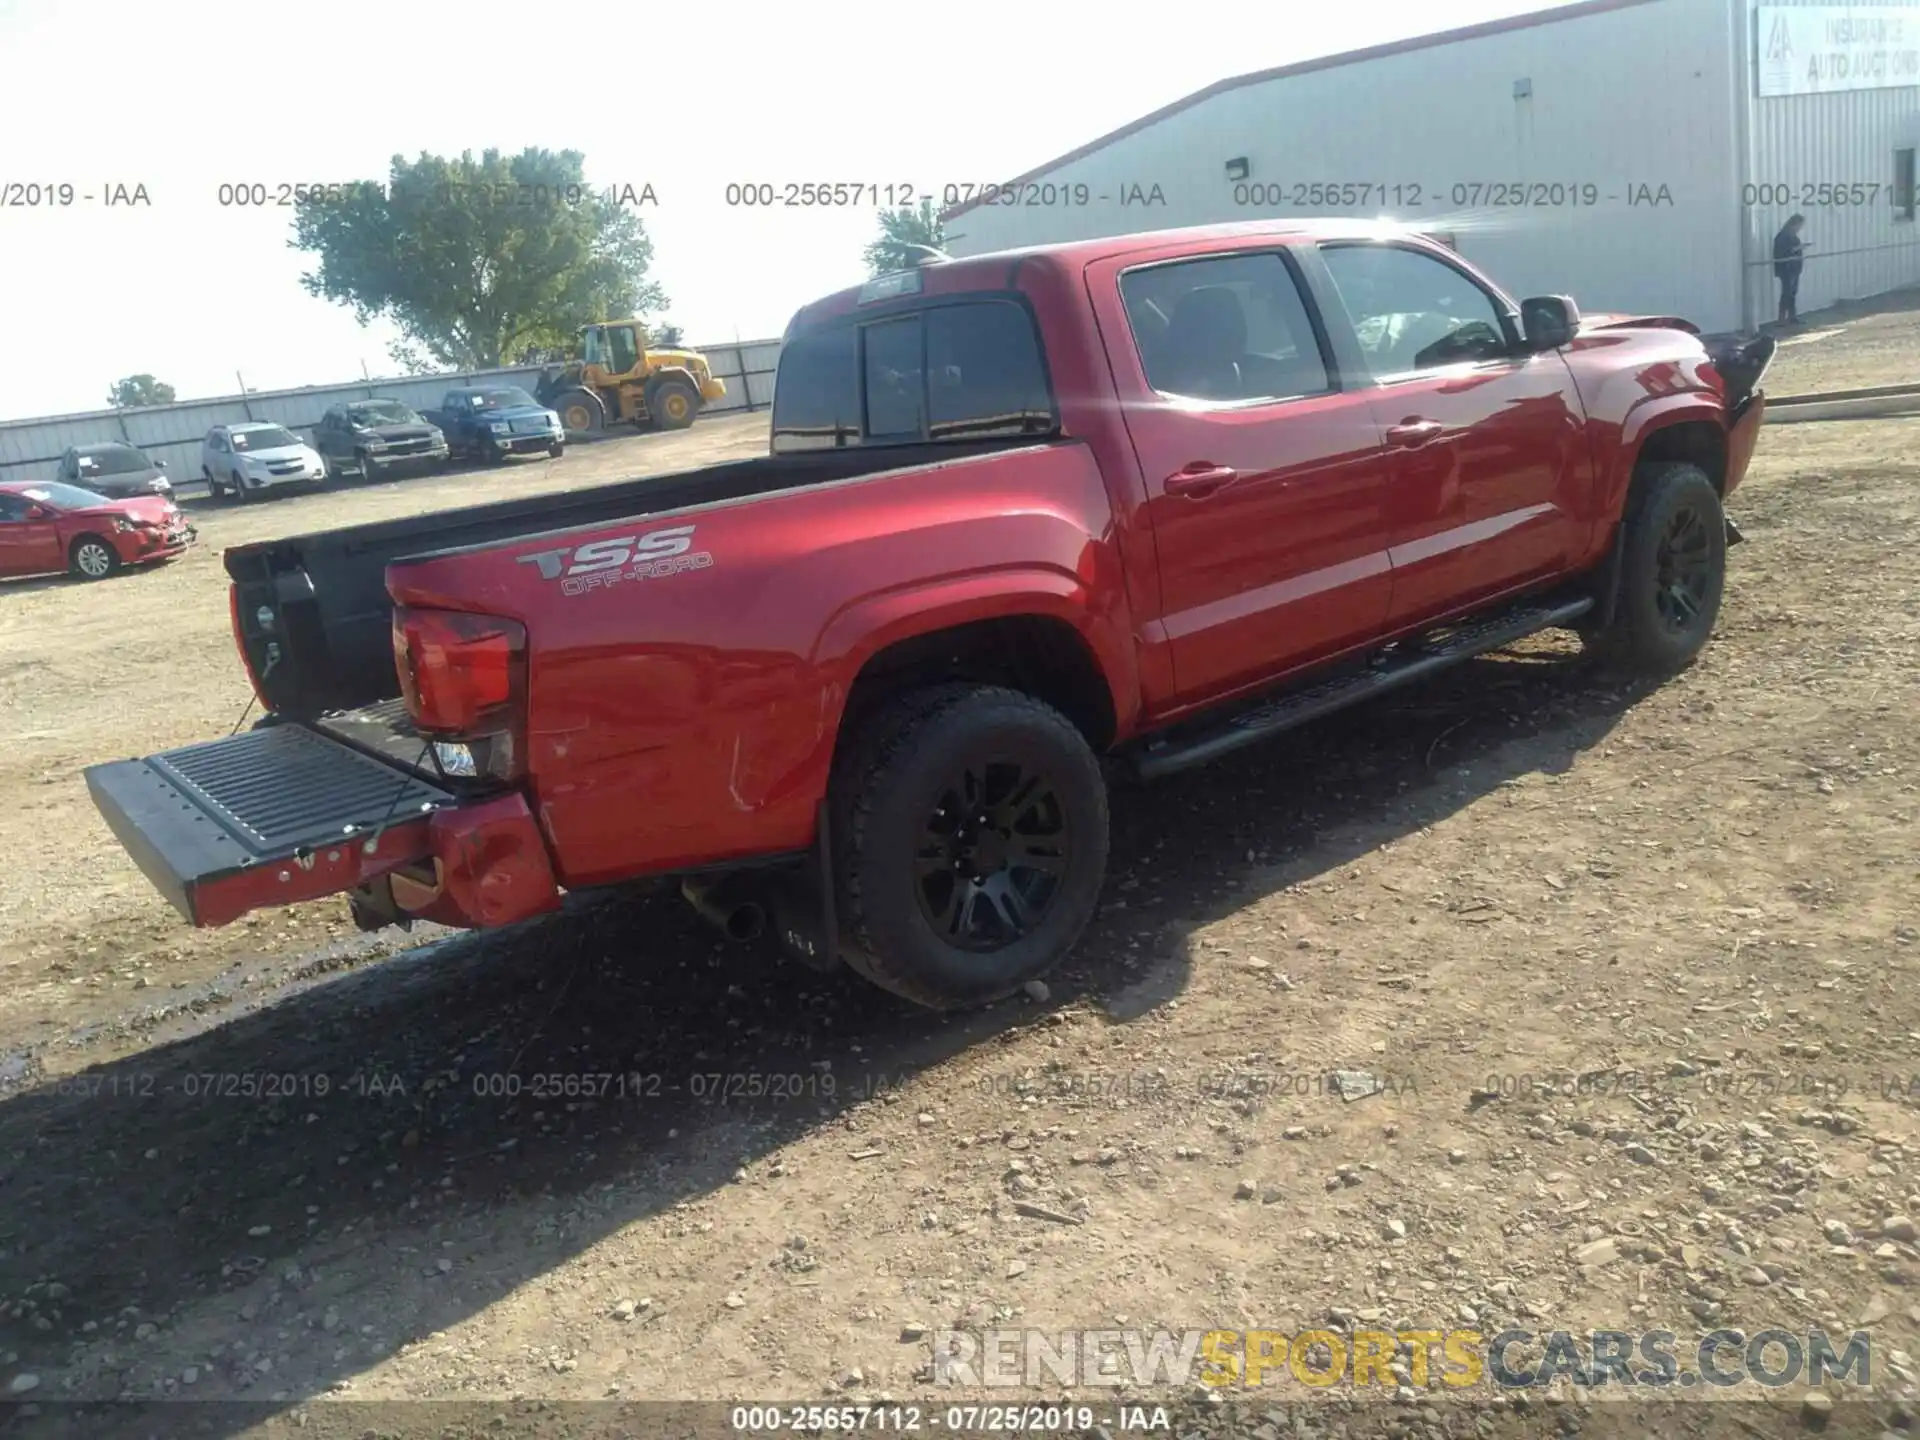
top-left (86, 220), bottom-right (1773, 1011)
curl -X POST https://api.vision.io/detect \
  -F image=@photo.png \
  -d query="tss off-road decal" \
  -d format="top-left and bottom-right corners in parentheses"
top-left (516, 525), bottom-right (714, 596)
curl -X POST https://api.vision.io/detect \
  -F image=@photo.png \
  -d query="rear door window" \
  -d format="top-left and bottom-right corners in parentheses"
top-left (770, 324), bottom-right (859, 451)
top-left (772, 299), bottom-right (1054, 452)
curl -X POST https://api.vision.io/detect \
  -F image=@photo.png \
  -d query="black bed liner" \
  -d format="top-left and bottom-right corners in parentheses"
top-left (224, 437), bottom-right (1039, 719)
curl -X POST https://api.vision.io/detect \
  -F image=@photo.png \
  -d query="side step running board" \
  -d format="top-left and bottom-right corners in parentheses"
top-left (1131, 596), bottom-right (1595, 781)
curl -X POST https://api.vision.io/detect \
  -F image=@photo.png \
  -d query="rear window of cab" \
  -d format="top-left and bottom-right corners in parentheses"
top-left (771, 298), bottom-right (1056, 452)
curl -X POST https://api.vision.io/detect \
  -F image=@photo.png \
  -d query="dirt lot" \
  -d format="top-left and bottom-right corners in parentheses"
top-left (1, 310), bottom-right (1918, 1438)
top-left (0, 414), bottom-right (773, 1045)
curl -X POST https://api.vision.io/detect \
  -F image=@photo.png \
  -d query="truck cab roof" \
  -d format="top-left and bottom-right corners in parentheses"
top-left (787, 219), bottom-right (1438, 336)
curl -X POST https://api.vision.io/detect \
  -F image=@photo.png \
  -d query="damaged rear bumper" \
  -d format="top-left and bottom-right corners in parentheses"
top-left (84, 723), bottom-right (560, 931)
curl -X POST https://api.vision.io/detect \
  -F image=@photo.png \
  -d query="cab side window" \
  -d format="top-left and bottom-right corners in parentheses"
top-left (1319, 244), bottom-right (1513, 376)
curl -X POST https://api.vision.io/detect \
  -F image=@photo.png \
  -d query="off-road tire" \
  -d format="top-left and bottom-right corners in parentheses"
top-left (1588, 461), bottom-right (1726, 675)
top-left (69, 535), bottom-right (119, 581)
top-left (647, 376), bottom-right (699, 431)
top-left (553, 388), bottom-right (606, 436)
top-left (829, 684), bottom-right (1109, 1011)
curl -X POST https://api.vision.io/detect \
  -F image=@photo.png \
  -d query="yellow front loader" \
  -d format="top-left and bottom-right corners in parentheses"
top-left (532, 321), bottom-right (727, 434)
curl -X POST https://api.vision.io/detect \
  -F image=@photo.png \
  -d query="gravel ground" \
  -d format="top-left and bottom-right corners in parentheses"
top-left (1, 308), bottom-right (1917, 1439)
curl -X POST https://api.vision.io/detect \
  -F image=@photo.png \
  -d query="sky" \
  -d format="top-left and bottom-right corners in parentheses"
top-left (0, 0), bottom-right (1569, 419)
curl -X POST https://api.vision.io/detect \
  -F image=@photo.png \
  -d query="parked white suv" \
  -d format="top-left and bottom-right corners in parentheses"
top-left (201, 423), bottom-right (326, 501)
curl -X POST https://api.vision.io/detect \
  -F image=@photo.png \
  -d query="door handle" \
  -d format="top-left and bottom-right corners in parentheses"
top-left (1385, 419), bottom-right (1445, 448)
top-left (1164, 463), bottom-right (1239, 497)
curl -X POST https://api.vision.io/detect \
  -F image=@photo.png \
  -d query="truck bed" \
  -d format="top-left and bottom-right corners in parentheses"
top-left (225, 439), bottom-right (1032, 718)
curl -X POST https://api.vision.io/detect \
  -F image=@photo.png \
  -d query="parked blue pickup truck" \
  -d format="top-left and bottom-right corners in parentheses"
top-left (418, 385), bottom-right (567, 463)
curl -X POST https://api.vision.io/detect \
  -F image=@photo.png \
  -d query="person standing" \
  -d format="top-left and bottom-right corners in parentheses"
top-left (1773, 214), bottom-right (1808, 326)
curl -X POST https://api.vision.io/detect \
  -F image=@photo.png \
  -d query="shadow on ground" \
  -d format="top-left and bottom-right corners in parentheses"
top-left (0, 640), bottom-right (1639, 1435)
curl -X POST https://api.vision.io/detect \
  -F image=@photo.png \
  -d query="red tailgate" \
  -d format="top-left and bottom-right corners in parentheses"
top-left (85, 724), bottom-right (454, 927)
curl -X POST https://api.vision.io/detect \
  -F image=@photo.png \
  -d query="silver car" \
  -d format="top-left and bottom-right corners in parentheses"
top-left (201, 423), bottom-right (327, 501)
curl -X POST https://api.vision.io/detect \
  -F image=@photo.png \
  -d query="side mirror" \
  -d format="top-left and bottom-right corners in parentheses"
top-left (154, 458), bottom-right (168, 469)
top-left (26, 505), bottom-right (48, 520)
top-left (1521, 295), bottom-right (1580, 351)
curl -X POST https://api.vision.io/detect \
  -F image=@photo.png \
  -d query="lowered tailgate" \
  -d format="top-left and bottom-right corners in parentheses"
top-left (85, 723), bottom-right (455, 927)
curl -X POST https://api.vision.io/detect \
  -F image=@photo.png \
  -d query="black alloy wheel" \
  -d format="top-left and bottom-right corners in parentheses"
top-left (913, 759), bottom-right (1072, 951)
top-left (1653, 501), bottom-right (1714, 635)
top-left (830, 684), bottom-right (1109, 1011)
top-left (1586, 461), bottom-right (1727, 675)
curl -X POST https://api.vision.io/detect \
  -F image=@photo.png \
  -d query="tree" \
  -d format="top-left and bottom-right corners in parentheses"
top-left (862, 199), bottom-right (946, 277)
top-left (651, 323), bottom-right (684, 346)
top-left (107, 374), bottom-right (175, 408)
top-left (291, 147), bottom-right (668, 372)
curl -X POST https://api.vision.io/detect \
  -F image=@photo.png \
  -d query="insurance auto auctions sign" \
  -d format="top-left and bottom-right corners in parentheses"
top-left (1757, 6), bottom-right (1920, 95)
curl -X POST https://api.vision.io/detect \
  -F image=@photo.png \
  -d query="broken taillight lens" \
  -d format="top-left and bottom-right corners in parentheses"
top-left (392, 607), bottom-right (527, 780)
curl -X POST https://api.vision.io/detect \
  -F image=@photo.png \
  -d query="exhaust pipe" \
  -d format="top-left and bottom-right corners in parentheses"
top-left (681, 875), bottom-right (766, 943)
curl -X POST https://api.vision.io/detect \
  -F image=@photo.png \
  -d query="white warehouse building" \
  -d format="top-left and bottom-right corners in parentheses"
top-left (942, 0), bottom-right (1920, 334)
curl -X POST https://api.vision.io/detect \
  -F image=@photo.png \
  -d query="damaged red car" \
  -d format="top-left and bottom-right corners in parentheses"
top-left (0, 480), bottom-right (196, 581)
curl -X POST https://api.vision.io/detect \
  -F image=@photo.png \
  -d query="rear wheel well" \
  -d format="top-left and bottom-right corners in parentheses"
top-left (839, 617), bottom-right (1117, 757)
top-left (1634, 421), bottom-right (1726, 494)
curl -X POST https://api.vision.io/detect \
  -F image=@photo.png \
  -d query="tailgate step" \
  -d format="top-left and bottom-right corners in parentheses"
top-left (1132, 596), bottom-right (1595, 780)
top-left (86, 724), bottom-right (457, 926)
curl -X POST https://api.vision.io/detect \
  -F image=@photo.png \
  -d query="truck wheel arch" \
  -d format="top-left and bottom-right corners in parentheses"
top-left (1628, 417), bottom-right (1727, 494)
top-left (820, 590), bottom-right (1137, 763)
top-left (1606, 403), bottom-right (1729, 521)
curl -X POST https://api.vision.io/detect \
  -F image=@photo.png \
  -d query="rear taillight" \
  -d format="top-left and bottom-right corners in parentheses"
top-left (392, 607), bottom-right (527, 782)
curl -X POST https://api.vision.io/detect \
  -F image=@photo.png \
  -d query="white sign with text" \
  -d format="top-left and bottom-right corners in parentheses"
top-left (1756, 5), bottom-right (1920, 95)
